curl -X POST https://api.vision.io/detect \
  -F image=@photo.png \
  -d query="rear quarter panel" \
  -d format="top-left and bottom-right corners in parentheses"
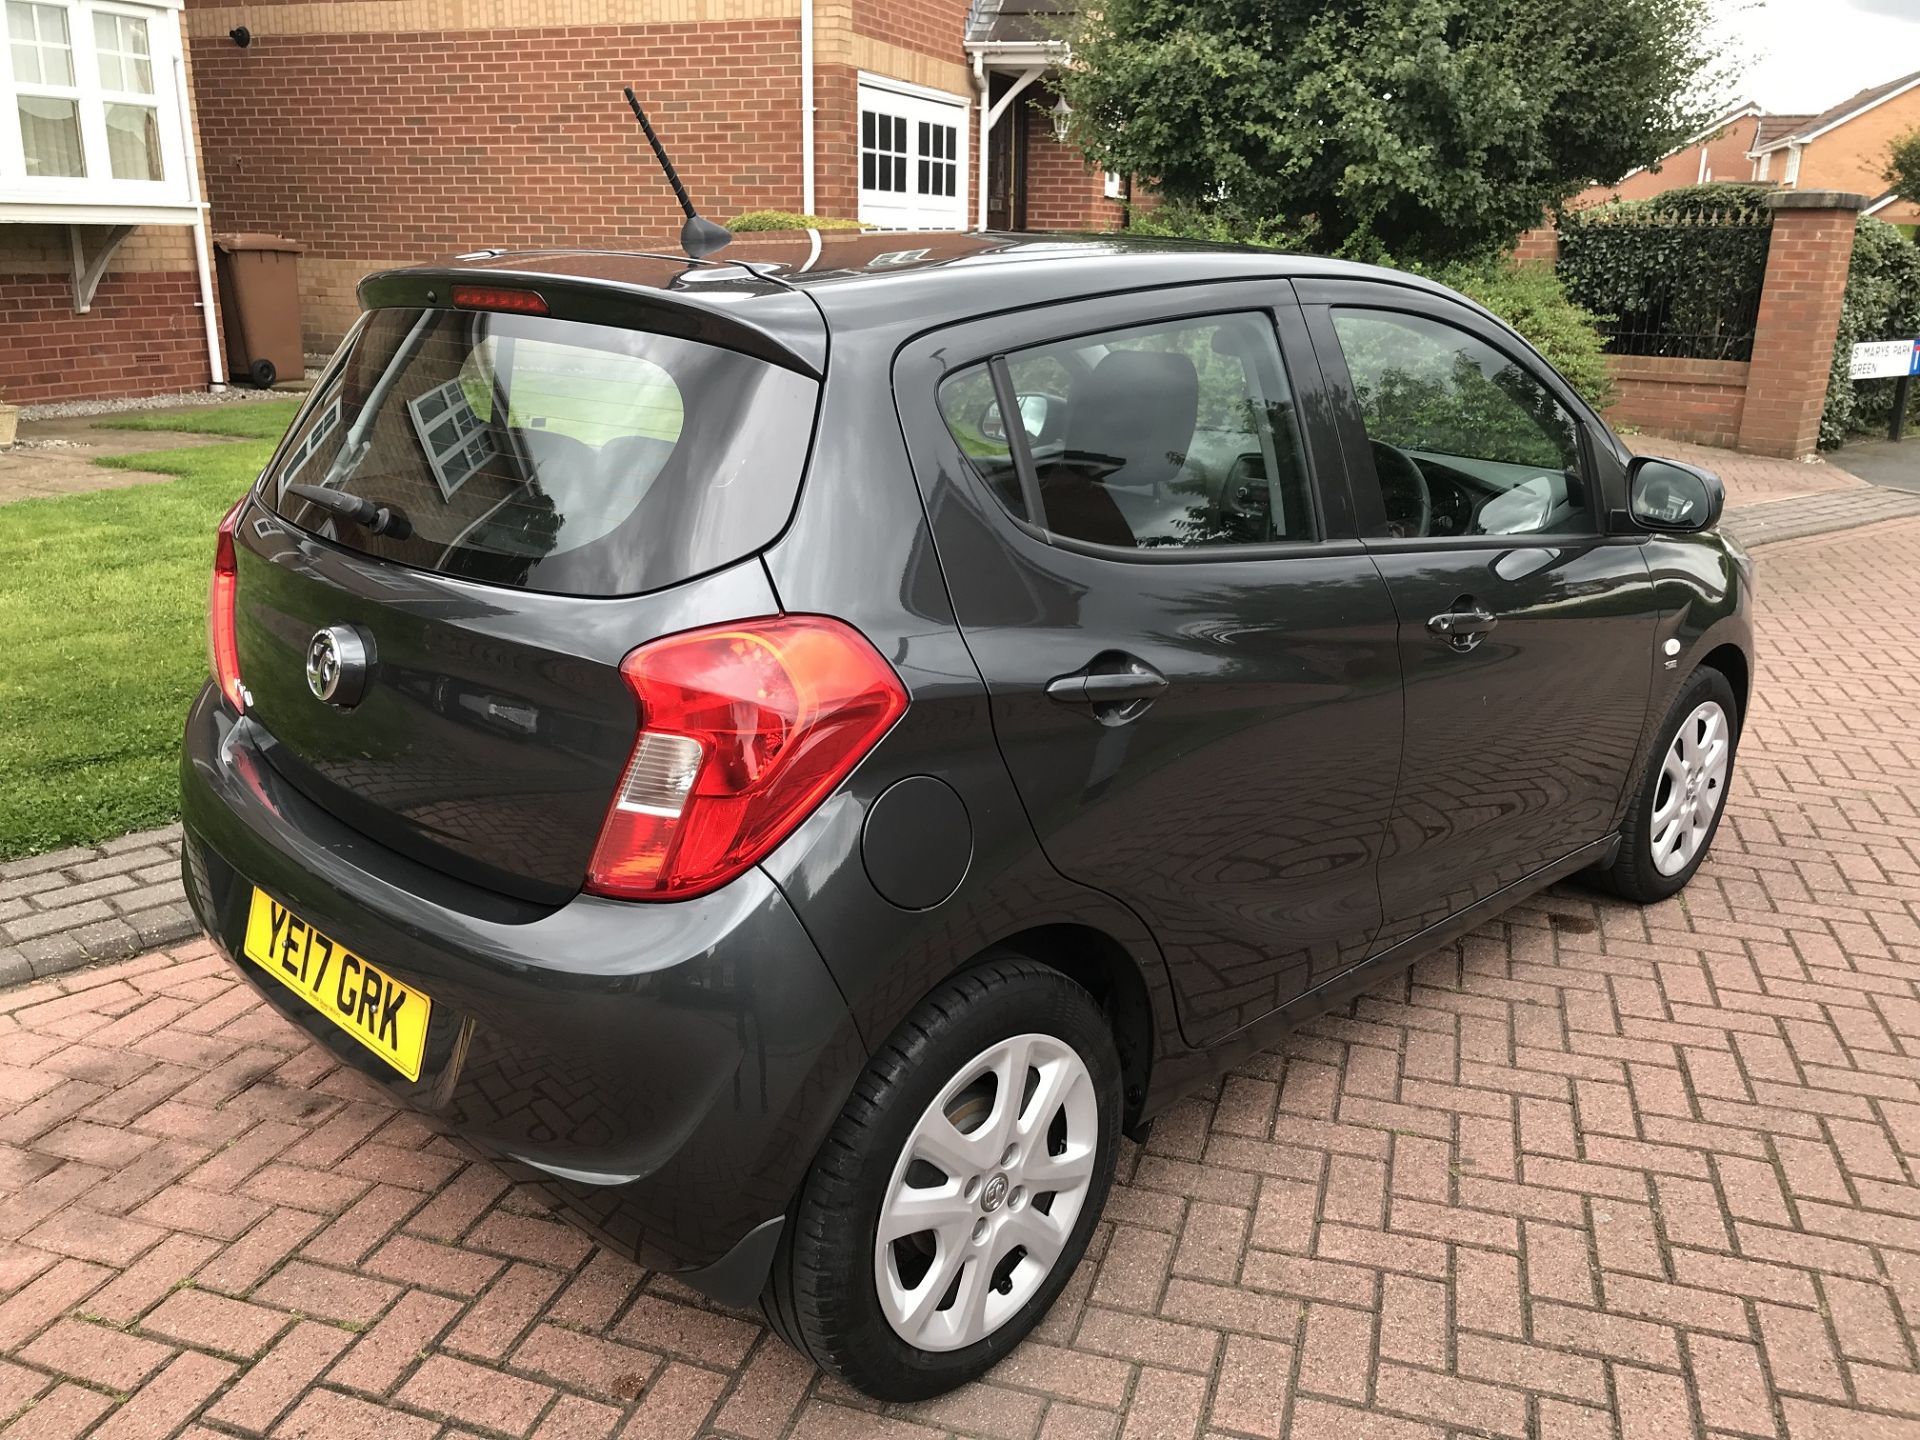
top-left (757, 336), bottom-right (1188, 1110)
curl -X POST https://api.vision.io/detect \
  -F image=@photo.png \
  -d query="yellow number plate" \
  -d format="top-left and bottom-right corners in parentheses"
top-left (242, 888), bottom-right (432, 1081)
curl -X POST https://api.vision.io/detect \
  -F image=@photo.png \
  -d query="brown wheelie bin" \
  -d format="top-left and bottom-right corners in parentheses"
top-left (214, 234), bottom-right (306, 389)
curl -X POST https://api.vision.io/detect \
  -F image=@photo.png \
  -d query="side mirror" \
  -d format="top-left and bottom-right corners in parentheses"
top-left (1016, 393), bottom-right (1053, 437)
top-left (975, 394), bottom-right (1053, 444)
top-left (977, 398), bottom-right (1008, 443)
top-left (1624, 456), bottom-right (1724, 534)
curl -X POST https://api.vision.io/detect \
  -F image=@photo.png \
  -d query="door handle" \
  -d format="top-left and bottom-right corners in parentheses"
top-left (1046, 657), bottom-right (1169, 719)
top-left (1427, 602), bottom-right (1498, 652)
top-left (1427, 609), bottom-right (1497, 639)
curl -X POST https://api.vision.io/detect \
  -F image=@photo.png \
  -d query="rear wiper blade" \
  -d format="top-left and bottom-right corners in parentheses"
top-left (285, 483), bottom-right (414, 540)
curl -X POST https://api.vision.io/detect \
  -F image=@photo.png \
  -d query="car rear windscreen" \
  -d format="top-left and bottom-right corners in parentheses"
top-left (260, 306), bottom-right (819, 596)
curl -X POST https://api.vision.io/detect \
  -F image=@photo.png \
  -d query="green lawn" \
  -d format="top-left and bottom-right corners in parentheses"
top-left (93, 400), bottom-right (304, 441)
top-left (0, 434), bottom-right (279, 859)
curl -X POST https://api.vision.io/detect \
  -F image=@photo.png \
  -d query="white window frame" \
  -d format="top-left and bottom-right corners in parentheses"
top-left (0, 0), bottom-right (192, 214)
top-left (856, 72), bottom-right (970, 232)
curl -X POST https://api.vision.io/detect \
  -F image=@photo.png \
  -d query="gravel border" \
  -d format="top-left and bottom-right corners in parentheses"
top-left (19, 374), bottom-right (318, 421)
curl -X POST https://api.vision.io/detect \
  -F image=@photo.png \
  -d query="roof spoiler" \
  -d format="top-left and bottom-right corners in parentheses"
top-left (355, 266), bottom-right (825, 377)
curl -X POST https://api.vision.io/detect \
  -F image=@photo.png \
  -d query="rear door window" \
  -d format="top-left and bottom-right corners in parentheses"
top-left (937, 312), bottom-right (1316, 550)
top-left (263, 307), bottom-right (818, 596)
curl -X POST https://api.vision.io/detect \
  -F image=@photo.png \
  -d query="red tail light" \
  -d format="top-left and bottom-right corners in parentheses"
top-left (586, 617), bottom-right (909, 901)
top-left (208, 497), bottom-right (247, 712)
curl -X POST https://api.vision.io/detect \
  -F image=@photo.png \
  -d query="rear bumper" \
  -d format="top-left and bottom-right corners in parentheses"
top-left (180, 683), bottom-right (865, 1286)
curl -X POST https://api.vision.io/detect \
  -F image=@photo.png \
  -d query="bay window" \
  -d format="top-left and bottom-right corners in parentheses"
top-left (1, 0), bottom-right (191, 214)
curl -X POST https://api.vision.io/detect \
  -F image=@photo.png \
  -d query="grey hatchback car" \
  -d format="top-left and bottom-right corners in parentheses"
top-left (181, 230), bottom-right (1753, 1399)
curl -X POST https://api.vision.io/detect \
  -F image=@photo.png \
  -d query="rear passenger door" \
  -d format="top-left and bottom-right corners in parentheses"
top-left (1300, 281), bottom-right (1657, 951)
top-left (896, 283), bottom-right (1405, 1046)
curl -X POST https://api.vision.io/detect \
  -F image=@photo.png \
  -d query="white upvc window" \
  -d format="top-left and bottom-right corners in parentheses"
top-left (0, 0), bottom-right (191, 214)
top-left (1784, 144), bottom-right (1803, 187)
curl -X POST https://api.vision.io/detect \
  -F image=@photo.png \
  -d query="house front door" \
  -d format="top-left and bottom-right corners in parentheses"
top-left (986, 78), bottom-right (1027, 231)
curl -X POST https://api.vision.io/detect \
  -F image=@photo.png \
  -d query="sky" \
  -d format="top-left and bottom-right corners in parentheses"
top-left (1715, 0), bottom-right (1920, 114)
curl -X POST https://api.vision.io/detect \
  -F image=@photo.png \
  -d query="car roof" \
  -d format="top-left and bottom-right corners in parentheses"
top-left (363, 231), bottom-right (1467, 376)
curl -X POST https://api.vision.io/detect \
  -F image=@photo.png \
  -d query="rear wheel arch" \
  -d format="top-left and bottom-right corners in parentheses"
top-left (983, 924), bottom-right (1155, 1129)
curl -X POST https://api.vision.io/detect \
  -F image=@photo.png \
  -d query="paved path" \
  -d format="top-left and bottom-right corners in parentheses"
top-left (3, 517), bottom-right (1920, 1439)
top-left (1832, 434), bottom-right (1920, 497)
top-left (0, 830), bottom-right (191, 989)
top-left (1726, 487), bottom-right (1920, 547)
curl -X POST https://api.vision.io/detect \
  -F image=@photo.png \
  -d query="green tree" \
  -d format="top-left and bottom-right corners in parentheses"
top-left (1059, 0), bottom-right (1730, 263)
top-left (1888, 129), bottom-right (1920, 208)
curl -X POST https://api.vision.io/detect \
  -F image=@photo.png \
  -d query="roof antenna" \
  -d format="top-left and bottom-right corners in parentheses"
top-left (623, 86), bottom-right (733, 260)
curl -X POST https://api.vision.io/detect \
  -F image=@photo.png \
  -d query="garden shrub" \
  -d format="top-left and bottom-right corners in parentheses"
top-left (726, 211), bottom-right (867, 232)
top-left (1121, 206), bottom-right (1616, 410)
top-left (1822, 217), bottom-right (1920, 449)
top-left (1433, 258), bottom-right (1618, 412)
top-left (1125, 200), bottom-right (1313, 251)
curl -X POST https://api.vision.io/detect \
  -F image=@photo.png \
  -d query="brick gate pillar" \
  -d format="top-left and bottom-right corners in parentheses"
top-left (1736, 191), bottom-right (1869, 460)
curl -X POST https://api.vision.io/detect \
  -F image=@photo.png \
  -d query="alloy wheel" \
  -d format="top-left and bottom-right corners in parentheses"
top-left (873, 1033), bottom-right (1098, 1352)
top-left (1650, 699), bottom-right (1731, 877)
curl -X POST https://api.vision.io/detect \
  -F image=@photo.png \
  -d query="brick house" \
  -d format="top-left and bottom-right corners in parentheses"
top-left (0, 0), bottom-right (1125, 402)
top-left (1569, 101), bottom-right (1766, 209)
top-left (1573, 70), bottom-right (1920, 231)
top-left (1747, 69), bottom-right (1920, 230)
top-left (0, 0), bottom-right (226, 405)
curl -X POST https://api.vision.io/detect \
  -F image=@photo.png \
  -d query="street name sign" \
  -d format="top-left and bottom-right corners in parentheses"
top-left (1850, 339), bottom-right (1920, 381)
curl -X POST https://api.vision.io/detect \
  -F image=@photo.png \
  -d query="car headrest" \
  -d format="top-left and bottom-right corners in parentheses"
top-left (1063, 350), bottom-right (1199, 488)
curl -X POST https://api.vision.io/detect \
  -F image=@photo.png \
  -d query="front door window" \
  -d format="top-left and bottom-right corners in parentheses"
top-left (1330, 309), bottom-right (1591, 539)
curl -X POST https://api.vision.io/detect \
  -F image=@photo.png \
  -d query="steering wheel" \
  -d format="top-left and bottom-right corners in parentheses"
top-left (1370, 440), bottom-right (1432, 539)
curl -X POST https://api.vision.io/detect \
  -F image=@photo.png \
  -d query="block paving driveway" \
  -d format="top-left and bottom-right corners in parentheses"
top-left (4, 517), bottom-right (1920, 1440)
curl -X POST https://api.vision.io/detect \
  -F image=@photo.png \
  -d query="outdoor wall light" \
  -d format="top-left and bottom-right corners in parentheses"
top-left (229, 27), bottom-right (252, 47)
top-left (1049, 95), bottom-right (1073, 144)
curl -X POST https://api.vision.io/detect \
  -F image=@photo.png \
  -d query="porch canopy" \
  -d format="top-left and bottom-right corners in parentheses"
top-left (965, 0), bottom-right (1071, 230)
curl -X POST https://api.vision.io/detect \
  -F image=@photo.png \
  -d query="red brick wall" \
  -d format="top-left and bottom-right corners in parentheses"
top-left (0, 270), bottom-right (210, 405)
top-left (1514, 227), bottom-right (1559, 264)
top-left (1737, 199), bottom-right (1862, 459)
top-left (188, 21), bottom-right (805, 261)
top-left (1023, 88), bottom-right (1125, 232)
top-left (1605, 357), bottom-right (1750, 449)
top-left (815, 63), bottom-right (861, 223)
top-left (1515, 195), bottom-right (1864, 460)
top-left (852, 0), bottom-right (968, 61)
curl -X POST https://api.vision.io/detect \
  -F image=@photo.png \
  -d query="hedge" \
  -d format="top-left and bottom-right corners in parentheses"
top-left (1822, 217), bottom-right (1920, 449)
top-left (1557, 187), bottom-right (1773, 362)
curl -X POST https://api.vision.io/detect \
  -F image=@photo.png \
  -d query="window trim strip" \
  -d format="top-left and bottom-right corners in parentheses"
top-left (987, 353), bottom-right (1049, 535)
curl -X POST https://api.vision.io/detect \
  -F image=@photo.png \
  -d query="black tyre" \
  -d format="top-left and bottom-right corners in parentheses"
top-left (249, 358), bottom-right (278, 389)
top-left (1594, 665), bottom-right (1740, 904)
top-left (764, 957), bottom-right (1121, 1401)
